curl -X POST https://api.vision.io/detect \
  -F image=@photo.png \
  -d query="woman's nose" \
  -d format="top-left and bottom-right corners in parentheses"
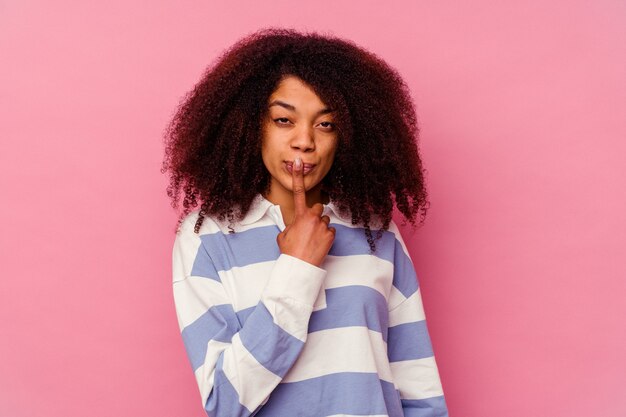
top-left (290, 125), bottom-right (315, 152)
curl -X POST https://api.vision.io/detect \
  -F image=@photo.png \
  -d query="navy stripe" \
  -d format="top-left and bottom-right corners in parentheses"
top-left (238, 301), bottom-right (305, 378)
top-left (205, 354), bottom-right (254, 417)
top-left (388, 320), bottom-right (434, 362)
top-left (235, 285), bottom-right (390, 342)
top-left (235, 306), bottom-right (254, 325)
top-left (255, 372), bottom-right (403, 417)
top-left (199, 225), bottom-right (281, 272)
top-left (402, 396), bottom-right (448, 417)
top-left (308, 285), bottom-right (390, 342)
top-left (181, 304), bottom-right (240, 371)
top-left (196, 223), bottom-right (415, 301)
top-left (329, 224), bottom-right (395, 263)
top-left (190, 241), bottom-right (221, 282)
top-left (392, 239), bottom-right (419, 298)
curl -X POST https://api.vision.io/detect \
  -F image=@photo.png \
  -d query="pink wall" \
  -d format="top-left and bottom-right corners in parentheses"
top-left (1, 1), bottom-right (624, 416)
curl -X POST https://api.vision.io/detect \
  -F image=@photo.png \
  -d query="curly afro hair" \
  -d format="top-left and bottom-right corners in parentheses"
top-left (162, 27), bottom-right (430, 251)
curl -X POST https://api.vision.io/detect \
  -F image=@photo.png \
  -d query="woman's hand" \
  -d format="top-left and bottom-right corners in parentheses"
top-left (276, 157), bottom-right (336, 267)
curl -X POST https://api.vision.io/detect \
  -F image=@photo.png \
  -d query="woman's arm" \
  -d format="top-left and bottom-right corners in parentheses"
top-left (172, 217), bottom-right (326, 416)
top-left (387, 222), bottom-right (449, 417)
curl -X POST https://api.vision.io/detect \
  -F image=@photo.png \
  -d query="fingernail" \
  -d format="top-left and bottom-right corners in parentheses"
top-left (294, 157), bottom-right (302, 170)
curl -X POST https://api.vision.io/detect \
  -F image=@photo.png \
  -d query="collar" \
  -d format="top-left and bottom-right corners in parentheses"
top-left (240, 193), bottom-right (352, 225)
top-left (240, 194), bottom-right (274, 225)
top-left (324, 199), bottom-right (352, 222)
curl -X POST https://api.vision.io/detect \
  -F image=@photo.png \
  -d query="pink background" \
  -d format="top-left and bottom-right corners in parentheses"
top-left (1, 1), bottom-right (625, 416)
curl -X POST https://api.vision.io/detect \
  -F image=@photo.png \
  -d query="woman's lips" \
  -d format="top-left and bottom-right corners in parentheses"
top-left (284, 161), bottom-right (316, 175)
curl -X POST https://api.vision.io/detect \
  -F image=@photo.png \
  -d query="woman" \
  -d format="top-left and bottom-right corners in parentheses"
top-left (163, 27), bottom-right (448, 417)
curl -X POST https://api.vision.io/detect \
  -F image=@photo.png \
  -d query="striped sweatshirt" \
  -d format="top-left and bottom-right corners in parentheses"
top-left (171, 193), bottom-right (448, 417)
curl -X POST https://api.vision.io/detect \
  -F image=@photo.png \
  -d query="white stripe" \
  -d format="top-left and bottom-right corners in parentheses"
top-left (387, 221), bottom-right (411, 258)
top-left (223, 255), bottom-right (395, 314)
top-left (222, 333), bottom-right (281, 411)
top-left (387, 284), bottom-right (407, 312)
top-left (388, 288), bottom-right (425, 327)
top-left (219, 260), bottom-right (328, 313)
top-left (173, 276), bottom-right (229, 329)
top-left (389, 356), bottom-right (444, 400)
top-left (260, 295), bottom-right (314, 342)
top-left (219, 261), bottom-right (275, 311)
top-left (323, 254), bottom-right (394, 301)
top-left (282, 327), bottom-right (393, 383)
top-left (172, 219), bottom-right (203, 282)
top-left (261, 255), bottom-right (327, 341)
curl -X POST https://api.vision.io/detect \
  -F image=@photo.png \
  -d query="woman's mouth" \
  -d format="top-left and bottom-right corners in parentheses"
top-left (284, 161), bottom-right (316, 175)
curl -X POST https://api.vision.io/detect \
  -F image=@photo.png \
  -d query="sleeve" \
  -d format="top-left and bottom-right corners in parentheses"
top-left (386, 223), bottom-right (449, 417)
top-left (172, 218), bottom-right (326, 417)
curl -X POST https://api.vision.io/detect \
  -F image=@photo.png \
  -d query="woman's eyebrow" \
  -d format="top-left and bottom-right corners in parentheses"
top-left (268, 100), bottom-right (333, 116)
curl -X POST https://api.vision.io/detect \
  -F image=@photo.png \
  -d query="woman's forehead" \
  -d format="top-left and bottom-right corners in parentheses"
top-left (267, 76), bottom-right (332, 113)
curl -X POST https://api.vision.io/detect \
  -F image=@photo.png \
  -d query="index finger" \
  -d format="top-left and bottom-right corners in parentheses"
top-left (292, 157), bottom-right (307, 216)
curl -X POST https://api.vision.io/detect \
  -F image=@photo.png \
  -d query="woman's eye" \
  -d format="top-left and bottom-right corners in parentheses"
top-left (274, 118), bottom-right (290, 125)
top-left (319, 121), bottom-right (335, 130)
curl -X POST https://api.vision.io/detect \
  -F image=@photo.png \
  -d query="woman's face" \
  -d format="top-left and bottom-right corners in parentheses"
top-left (261, 75), bottom-right (338, 203)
